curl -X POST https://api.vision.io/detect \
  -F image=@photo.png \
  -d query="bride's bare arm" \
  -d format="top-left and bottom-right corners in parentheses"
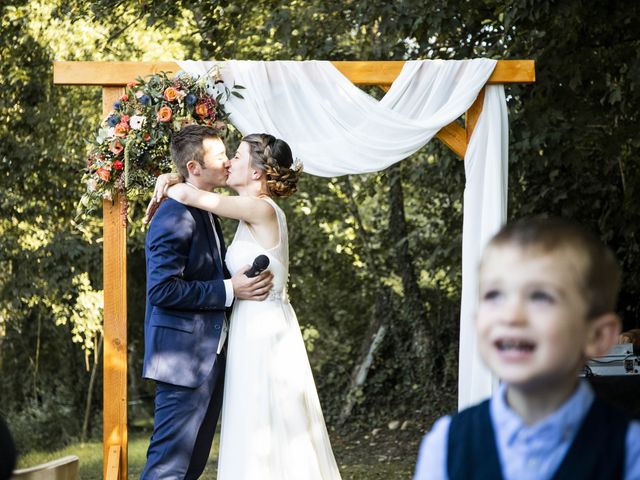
top-left (166, 183), bottom-right (274, 224)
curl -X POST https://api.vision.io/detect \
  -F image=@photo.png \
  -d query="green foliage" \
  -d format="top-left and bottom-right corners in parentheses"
top-left (0, 0), bottom-right (103, 414)
top-left (488, 1), bottom-right (640, 327)
top-left (9, 392), bottom-right (82, 452)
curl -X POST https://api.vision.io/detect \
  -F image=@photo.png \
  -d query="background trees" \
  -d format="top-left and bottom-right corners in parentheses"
top-left (1, 0), bottom-right (638, 456)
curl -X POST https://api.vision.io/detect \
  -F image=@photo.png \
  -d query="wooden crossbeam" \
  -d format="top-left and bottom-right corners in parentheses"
top-left (55, 59), bottom-right (533, 159)
top-left (53, 60), bottom-right (535, 86)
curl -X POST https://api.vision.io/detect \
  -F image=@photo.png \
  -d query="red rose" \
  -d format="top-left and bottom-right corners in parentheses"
top-left (121, 94), bottom-right (129, 101)
top-left (143, 132), bottom-right (151, 141)
top-left (113, 160), bottom-right (124, 171)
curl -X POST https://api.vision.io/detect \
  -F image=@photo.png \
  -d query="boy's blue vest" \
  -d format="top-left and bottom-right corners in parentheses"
top-left (447, 398), bottom-right (629, 480)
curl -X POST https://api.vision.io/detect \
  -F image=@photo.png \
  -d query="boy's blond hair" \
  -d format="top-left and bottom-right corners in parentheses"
top-left (485, 217), bottom-right (621, 319)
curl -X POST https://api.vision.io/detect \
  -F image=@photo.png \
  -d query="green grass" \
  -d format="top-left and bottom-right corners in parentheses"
top-left (17, 430), bottom-right (415, 479)
top-left (17, 431), bottom-right (218, 479)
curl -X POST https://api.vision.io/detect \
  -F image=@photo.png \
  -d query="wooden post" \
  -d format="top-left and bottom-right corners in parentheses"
top-left (106, 445), bottom-right (122, 480)
top-left (102, 87), bottom-right (128, 480)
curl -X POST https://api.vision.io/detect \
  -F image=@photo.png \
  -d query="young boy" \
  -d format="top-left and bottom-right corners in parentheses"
top-left (414, 217), bottom-right (640, 480)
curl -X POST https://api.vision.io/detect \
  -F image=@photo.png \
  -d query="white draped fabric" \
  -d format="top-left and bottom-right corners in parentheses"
top-left (178, 59), bottom-right (508, 409)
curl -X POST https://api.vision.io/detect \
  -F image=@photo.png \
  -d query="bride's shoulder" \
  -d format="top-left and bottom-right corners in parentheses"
top-left (256, 197), bottom-right (281, 217)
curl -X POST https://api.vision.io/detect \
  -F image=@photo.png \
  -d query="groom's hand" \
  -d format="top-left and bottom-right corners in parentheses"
top-left (231, 266), bottom-right (273, 301)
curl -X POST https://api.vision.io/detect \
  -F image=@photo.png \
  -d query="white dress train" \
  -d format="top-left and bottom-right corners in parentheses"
top-left (217, 197), bottom-right (342, 479)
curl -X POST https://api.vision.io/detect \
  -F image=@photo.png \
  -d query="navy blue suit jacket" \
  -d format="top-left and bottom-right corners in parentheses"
top-left (143, 198), bottom-right (229, 388)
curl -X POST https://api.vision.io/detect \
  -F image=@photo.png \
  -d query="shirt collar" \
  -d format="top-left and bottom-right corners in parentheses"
top-left (491, 380), bottom-right (594, 448)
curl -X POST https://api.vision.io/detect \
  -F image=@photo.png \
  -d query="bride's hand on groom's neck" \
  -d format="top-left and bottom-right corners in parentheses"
top-left (153, 173), bottom-right (183, 203)
top-left (144, 173), bottom-right (184, 224)
top-left (143, 196), bottom-right (164, 225)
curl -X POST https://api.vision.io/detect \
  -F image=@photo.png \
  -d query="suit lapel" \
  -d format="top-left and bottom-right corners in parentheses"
top-left (211, 214), bottom-right (231, 279)
top-left (195, 208), bottom-right (224, 275)
top-left (211, 214), bottom-right (226, 258)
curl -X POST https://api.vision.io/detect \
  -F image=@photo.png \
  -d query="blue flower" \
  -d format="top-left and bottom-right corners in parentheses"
top-left (139, 95), bottom-right (151, 106)
top-left (185, 93), bottom-right (197, 106)
top-left (106, 115), bottom-right (120, 127)
top-left (113, 100), bottom-right (122, 110)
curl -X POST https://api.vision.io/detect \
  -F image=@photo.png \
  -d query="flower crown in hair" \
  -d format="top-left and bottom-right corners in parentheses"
top-left (291, 158), bottom-right (304, 173)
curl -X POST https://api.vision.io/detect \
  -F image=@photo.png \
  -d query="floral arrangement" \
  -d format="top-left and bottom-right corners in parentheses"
top-left (78, 69), bottom-right (243, 221)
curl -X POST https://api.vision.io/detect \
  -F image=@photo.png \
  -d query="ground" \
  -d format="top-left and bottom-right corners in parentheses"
top-left (17, 425), bottom-right (423, 479)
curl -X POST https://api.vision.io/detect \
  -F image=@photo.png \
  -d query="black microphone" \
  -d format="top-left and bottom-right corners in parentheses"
top-left (245, 254), bottom-right (270, 277)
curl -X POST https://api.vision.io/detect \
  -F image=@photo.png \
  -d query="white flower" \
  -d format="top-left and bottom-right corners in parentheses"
top-left (292, 158), bottom-right (304, 172)
top-left (135, 90), bottom-right (144, 99)
top-left (87, 178), bottom-right (98, 192)
top-left (130, 115), bottom-right (146, 130)
top-left (96, 127), bottom-right (111, 144)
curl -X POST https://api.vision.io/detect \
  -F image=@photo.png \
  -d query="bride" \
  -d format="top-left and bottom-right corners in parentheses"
top-left (151, 133), bottom-right (342, 479)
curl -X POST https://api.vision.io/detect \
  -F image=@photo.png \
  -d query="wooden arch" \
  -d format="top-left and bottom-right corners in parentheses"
top-left (53, 59), bottom-right (535, 479)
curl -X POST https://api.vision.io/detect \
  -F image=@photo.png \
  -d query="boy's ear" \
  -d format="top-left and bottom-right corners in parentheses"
top-left (584, 313), bottom-right (621, 358)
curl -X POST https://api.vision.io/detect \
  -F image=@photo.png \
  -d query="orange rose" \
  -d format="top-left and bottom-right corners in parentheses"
top-left (157, 106), bottom-right (173, 122)
top-left (163, 87), bottom-right (179, 102)
top-left (143, 132), bottom-right (151, 141)
top-left (96, 168), bottom-right (111, 181)
top-left (113, 123), bottom-right (129, 137)
top-left (109, 140), bottom-right (123, 155)
top-left (195, 102), bottom-right (208, 118)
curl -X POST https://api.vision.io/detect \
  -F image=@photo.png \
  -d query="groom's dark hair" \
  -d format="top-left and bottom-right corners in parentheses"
top-left (170, 125), bottom-right (221, 179)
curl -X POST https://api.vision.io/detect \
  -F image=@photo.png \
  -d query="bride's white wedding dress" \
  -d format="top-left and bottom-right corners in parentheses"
top-left (217, 197), bottom-right (342, 479)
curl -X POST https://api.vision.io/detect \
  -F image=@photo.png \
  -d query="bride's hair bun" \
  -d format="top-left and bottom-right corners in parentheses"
top-left (242, 133), bottom-right (303, 197)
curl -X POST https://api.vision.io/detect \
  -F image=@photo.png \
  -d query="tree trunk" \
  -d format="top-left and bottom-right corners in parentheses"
top-left (81, 333), bottom-right (103, 442)
top-left (338, 295), bottom-right (389, 424)
top-left (387, 164), bottom-right (430, 359)
top-left (338, 177), bottom-right (392, 424)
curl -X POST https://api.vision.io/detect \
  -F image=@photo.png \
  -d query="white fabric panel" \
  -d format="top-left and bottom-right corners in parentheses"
top-left (179, 60), bottom-right (496, 176)
top-left (459, 85), bottom-right (509, 409)
top-left (177, 59), bottom-right (509, 409)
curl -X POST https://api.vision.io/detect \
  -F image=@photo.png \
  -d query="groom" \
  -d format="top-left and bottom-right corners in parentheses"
top-left (141, 125), bottom-right (272, 479)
